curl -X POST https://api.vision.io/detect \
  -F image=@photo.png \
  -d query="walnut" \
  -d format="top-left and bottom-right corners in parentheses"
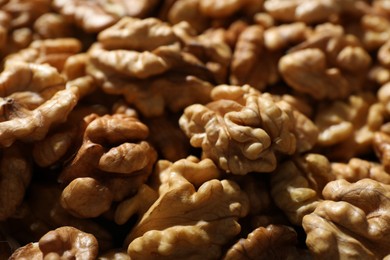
top-left (0, 61), bottom-right (96, 147)
top-left (373, 131), bottom-right (390, 173)
top-left (229, 25), bottom-right (280, 91)
top-left (279, 24), bottom-right (371, 99)
top-left (98, 17), bottom-right (179, 52)
top-left (5, 38), bottom-right (82, 72)
top-left (223, 225), bottom-right (301, 260)
top-left (263, 22), bottom-right (309, 51)
top-left (331, 158), bottom-right (390, 184)
top-left (270, 153), bottom-right (334, 225)
top-left (0, 143), bottom-right (31, 221)
top-left (9, 243), bottom-right (42, 260)
top-left (180, 84), bottom-right (317, 175)
top-left (32, 104), bottom-right (107, 168)
top-left (59, 113), bottom-right (157, 218)
top-left (33, 13), bottom-right (74, 39)
top-left (63, 53), bottom-right (89, 80)
top-left (52, 0), bottom-right (119, 33)
top-left (1, 0), bottom-right (51, 29)
top-left (264, 0), bottom-right (362, 23)
top-left (125, 157), bottom-right (249, 259)
top-left (314, 92), bottom-right (381, 160)
top-left (9, 226), bottom-right (99, 260)
top-left (303, 179), bottom-right (390, 259)
top-left (198, 0), bottom-right (262, 18)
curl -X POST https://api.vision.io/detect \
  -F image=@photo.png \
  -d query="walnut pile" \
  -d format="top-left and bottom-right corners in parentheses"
top-left (2, 1), bottom-right (390, 259)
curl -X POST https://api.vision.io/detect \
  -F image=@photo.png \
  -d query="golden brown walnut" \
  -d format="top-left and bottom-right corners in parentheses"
top-left (9, 242), bottom-right (42, 260)
top-left (38, 226), bottom-right (98, 260)
top-left (180, 84), bottom-right (317, 175)
top-left (89, 42), bottom-right (176, 79)
top-left (5, 38), bottom-right (82, 72)
top-left (1, 0), bottom-right (51, 29)
top-left (59, 113), bottom-right (157, 218)
top-left (114, 184), bottom-right (158, 225)
top-left (33, 13), bottom-right (74, 39)
top-left (229, 25), bottom-right (280, 91)
top-left (331, 158), bottom-right (390, 184)
top-left (270, 153), bottom-right (334, 225)
top-left (0, 61), bottom-right (93, 147)
top-left (223, 225), bottom-right (301, 260)
top-left (264, 0), bottom-right (362, 23)
top-left (63, 53), bottom-right (89, 80)
top-left (61, 177), bottom-right (113, 219)
top-left (314, 92), bottom-right (381, 160)
top-left (52, 0), bottom-right (119, 33)
top-left (98, 17), bottom-right (179, 52)
top-left (10, 226), bottom-right (98, 260)
top-left (125, 157), bottom-right (249, 259)
top-left (198, 0), bottom-right (262, 18)
top-left (162, 0), bottom-right (210, 33)
top-left (94, 72), bottom-right (213, 117)
top-left (181, 26), bottom-right (232, 84)
top-left (32, 104), bottom-right (107, 168)
top-left (303, 179), bottom-right (390, 259)
top-left (279, 24), bottom-right (371, 99)
top-left (0, 143), bottom-right (31, 221)
top-left (263, 22), bottom-right (309, 51)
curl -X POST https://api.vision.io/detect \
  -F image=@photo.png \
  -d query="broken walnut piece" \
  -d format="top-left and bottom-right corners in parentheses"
top-left (303, 179), bottom-right (390, 259)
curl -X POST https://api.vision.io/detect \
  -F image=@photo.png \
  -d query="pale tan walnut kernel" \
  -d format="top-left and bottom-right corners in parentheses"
top-left (125, 157), bottom-right (249, 259)
top-left (303, 179), bottom-right (390, 259)
top-left (180, 84), bottom-right (318, 175)
top-left (270, 153), bottom-right (334, 225)
top-left (223, 225), bottom-right (301, 260)
top-left (0, 61), bottom-right (89, 147)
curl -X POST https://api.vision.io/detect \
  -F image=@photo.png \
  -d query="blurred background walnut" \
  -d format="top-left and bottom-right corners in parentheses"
top-left (279, 24), bottom-right (371, 100)
top-left (303, 179), bottom-right (390, 259)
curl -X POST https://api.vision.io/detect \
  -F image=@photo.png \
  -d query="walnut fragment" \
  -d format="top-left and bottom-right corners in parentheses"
top-left (303, 179), bottom-right (390, 259)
